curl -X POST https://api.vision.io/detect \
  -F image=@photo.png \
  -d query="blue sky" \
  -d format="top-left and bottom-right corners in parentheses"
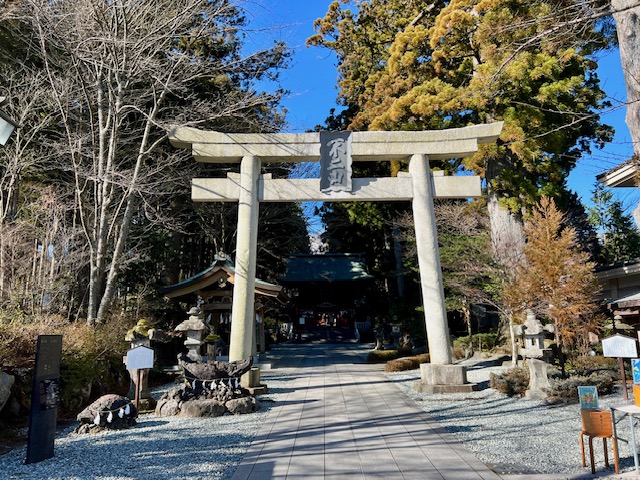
top-left (243, 0), bottom-right (637, 215)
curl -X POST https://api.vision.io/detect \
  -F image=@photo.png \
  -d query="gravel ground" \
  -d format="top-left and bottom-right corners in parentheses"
top-left (0, 370), bottom-right (296, 480)
top-left (386, 360), bottom-right (636, 477)
top-left (0, 347), bottom-right (636, 479)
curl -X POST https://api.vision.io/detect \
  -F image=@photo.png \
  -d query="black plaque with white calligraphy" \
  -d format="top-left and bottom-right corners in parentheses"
top-left (320, 131), bottom-right (353, 193)
top-left (25, 335), bottom-right (62, 464)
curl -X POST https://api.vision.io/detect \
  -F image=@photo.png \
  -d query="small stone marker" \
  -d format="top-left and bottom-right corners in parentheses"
top-left (25, 335), bottom-right (62, 464)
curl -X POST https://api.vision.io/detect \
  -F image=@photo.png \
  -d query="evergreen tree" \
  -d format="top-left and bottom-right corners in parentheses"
top-left (588, 182), bottom-right (640, 264)
top-left (309, 0), bottom-right (613, 270)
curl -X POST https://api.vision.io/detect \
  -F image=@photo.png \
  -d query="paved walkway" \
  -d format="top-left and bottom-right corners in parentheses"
top-left (231, 344), bottom-right (503, 480)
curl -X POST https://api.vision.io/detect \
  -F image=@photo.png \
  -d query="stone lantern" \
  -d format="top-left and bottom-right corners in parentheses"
top-left (175, 306), bottom-right (207, 362)
top-left (517, 310), bottom-right (554, 360)
top-left (512, 310), bottom-right (555, 399)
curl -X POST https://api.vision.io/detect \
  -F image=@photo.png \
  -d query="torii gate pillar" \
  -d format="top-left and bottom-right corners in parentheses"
top-left (410, 154), bottom-right (451, 365)
top-left (168, 123), bottom-right (503, 375)
top-left (228, 156), bottom-right (260, 362)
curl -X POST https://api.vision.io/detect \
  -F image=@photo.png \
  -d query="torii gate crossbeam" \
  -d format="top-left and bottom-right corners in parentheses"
top-left (168, 123), bottom-right (503, 369)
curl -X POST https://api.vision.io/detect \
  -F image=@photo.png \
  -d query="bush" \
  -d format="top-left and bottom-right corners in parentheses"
top-left (490, 367), bottom-right (529, 397)
top-left (384, 353), bottom-right (430, 372)
top-left (0, 314), bottom-right (132, 420)
top-left (366, 349), bottom-right (412, 364)
top-left (453, 333), bottom-right (499, 353)
top-left (568, 355), bottom-right (618, 377)
top-left (546, 373), bottom-right (615, 401)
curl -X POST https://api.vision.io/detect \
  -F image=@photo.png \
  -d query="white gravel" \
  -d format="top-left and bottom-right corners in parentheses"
top-left (386, 361), bottom-right (636, 477)
top-left (0, 373), bottom-right (292, 480)
top-left (1, 349), bottom-right (636, 478)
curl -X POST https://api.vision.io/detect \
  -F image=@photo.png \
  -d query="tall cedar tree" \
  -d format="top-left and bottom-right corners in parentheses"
top-left (503, 197), bottom-right (601, 364)
top-left (309, 0), bottom-right (613, 271)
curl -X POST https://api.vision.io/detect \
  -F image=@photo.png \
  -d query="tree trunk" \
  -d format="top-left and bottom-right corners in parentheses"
top-left (393, 221), bottom-right (405, 298)
top-left (612, 1), bottom-right (640, 159)
top-left (487, 193), bottom-right (526, 270)
top-left (485, 157), bottom-right (526, 270)
top-left (463, 300), bottom-right (474, 358)
top-left (509, 319), bottom-right (518, 368)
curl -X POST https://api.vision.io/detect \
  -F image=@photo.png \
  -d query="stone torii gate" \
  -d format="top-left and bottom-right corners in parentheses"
top-left (168, 124), bottom-right (503, 375)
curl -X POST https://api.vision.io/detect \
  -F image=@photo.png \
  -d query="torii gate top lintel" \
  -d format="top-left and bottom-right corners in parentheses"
top-left (168, 122), bottom-right (504, 163)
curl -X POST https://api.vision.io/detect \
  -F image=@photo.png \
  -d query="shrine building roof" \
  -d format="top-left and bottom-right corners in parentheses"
top-left (278, 253), bottom-right (373, 283)
top-left (160, 253), bottom-right (286, 302)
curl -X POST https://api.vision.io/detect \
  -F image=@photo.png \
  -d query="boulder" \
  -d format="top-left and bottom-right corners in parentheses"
top-left (0, 372), bottom-right (15, 413)
top-left (225, 396), bottom-right (259, 415)
top-left (75, 394), bottom-right (138, 432)
top-left (179, 399), bottom-right (226, 418)
top-left (155, 398), bottom-right (181, 417)
top-left (178, 355), bottom-right (253, 380)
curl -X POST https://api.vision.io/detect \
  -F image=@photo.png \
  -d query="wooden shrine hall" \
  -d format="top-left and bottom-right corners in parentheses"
top-left (160, 252), bottom-right (288, 355)
top-left (277, 253), bottom-right (375, 329)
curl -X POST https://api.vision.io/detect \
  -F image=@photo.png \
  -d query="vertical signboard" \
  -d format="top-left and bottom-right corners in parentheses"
top-left (25, 335), bottom-right (62, 464)
top-left (319, 131), bottom-right (352, 194)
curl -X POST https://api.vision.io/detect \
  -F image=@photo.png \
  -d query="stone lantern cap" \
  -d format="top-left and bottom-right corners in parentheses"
top-left (125, 318), bottom-right (152, 342)
top-left (175, 318), bottom-right (207, 332)
top-left (512, 310), bottom-right (554, 336)
top-left (523, 310), bottom-right (554, 335)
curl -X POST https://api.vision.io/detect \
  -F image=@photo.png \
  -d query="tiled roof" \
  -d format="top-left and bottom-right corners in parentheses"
top-left (278, 254), bottom-right (373, 283)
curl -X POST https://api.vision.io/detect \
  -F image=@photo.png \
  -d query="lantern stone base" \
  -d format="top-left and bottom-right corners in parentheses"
top-left (412, 364), bottom-right (477, 394)
top-left (242, 367), bottom-right (268, 395)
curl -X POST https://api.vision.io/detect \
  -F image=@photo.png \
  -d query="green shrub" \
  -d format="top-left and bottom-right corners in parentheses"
top-left (490, 367), bottom-right (529, 397)
top-left (366, 349), bottom-right (412, 363)
top-left (384, 353), bottom-right (430, 372)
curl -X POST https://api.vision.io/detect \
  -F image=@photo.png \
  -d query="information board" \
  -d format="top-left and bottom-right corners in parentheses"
top-left (26, 335), bottom-right (62, 464)
top-left (602, 334), bottom-right (638, 358)
top-left (126, 345), bottom-right (154, 370)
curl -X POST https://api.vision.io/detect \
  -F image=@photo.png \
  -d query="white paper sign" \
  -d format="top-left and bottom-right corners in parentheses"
top-left (126, 346), bottom-right (154, 370)
top-left (602, 334), bottom-right (638, 358)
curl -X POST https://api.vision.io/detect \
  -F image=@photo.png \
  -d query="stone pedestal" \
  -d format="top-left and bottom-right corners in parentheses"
top-left (241, 366), bottom-right (267, 395)
top-left (525, 358), bottom-right (551, 399)
top-left (413, 364), bottom-right (477, 394)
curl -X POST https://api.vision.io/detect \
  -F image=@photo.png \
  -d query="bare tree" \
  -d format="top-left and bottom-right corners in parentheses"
top-left (4, 0), bottom-right (288, 323)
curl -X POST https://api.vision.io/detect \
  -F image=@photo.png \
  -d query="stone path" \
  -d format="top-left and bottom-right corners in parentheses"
top-left (231, 344), bottom-right (502, 480)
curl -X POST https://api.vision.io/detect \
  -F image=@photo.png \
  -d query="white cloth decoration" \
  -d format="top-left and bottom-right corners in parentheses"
top-left (235, 378), bottom-right (239, 388)
top-left (125, 404), bottom-right (131, 415)
top-left (93, 412), bottom-right (101, 425)
top-left (118, 408), bottom-right (125, 418)
top-left (107, 411), bottom-right (113, 423)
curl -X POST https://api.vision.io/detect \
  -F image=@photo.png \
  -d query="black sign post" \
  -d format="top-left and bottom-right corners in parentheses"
top-left (25, 335), bottom-right (62, 464)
